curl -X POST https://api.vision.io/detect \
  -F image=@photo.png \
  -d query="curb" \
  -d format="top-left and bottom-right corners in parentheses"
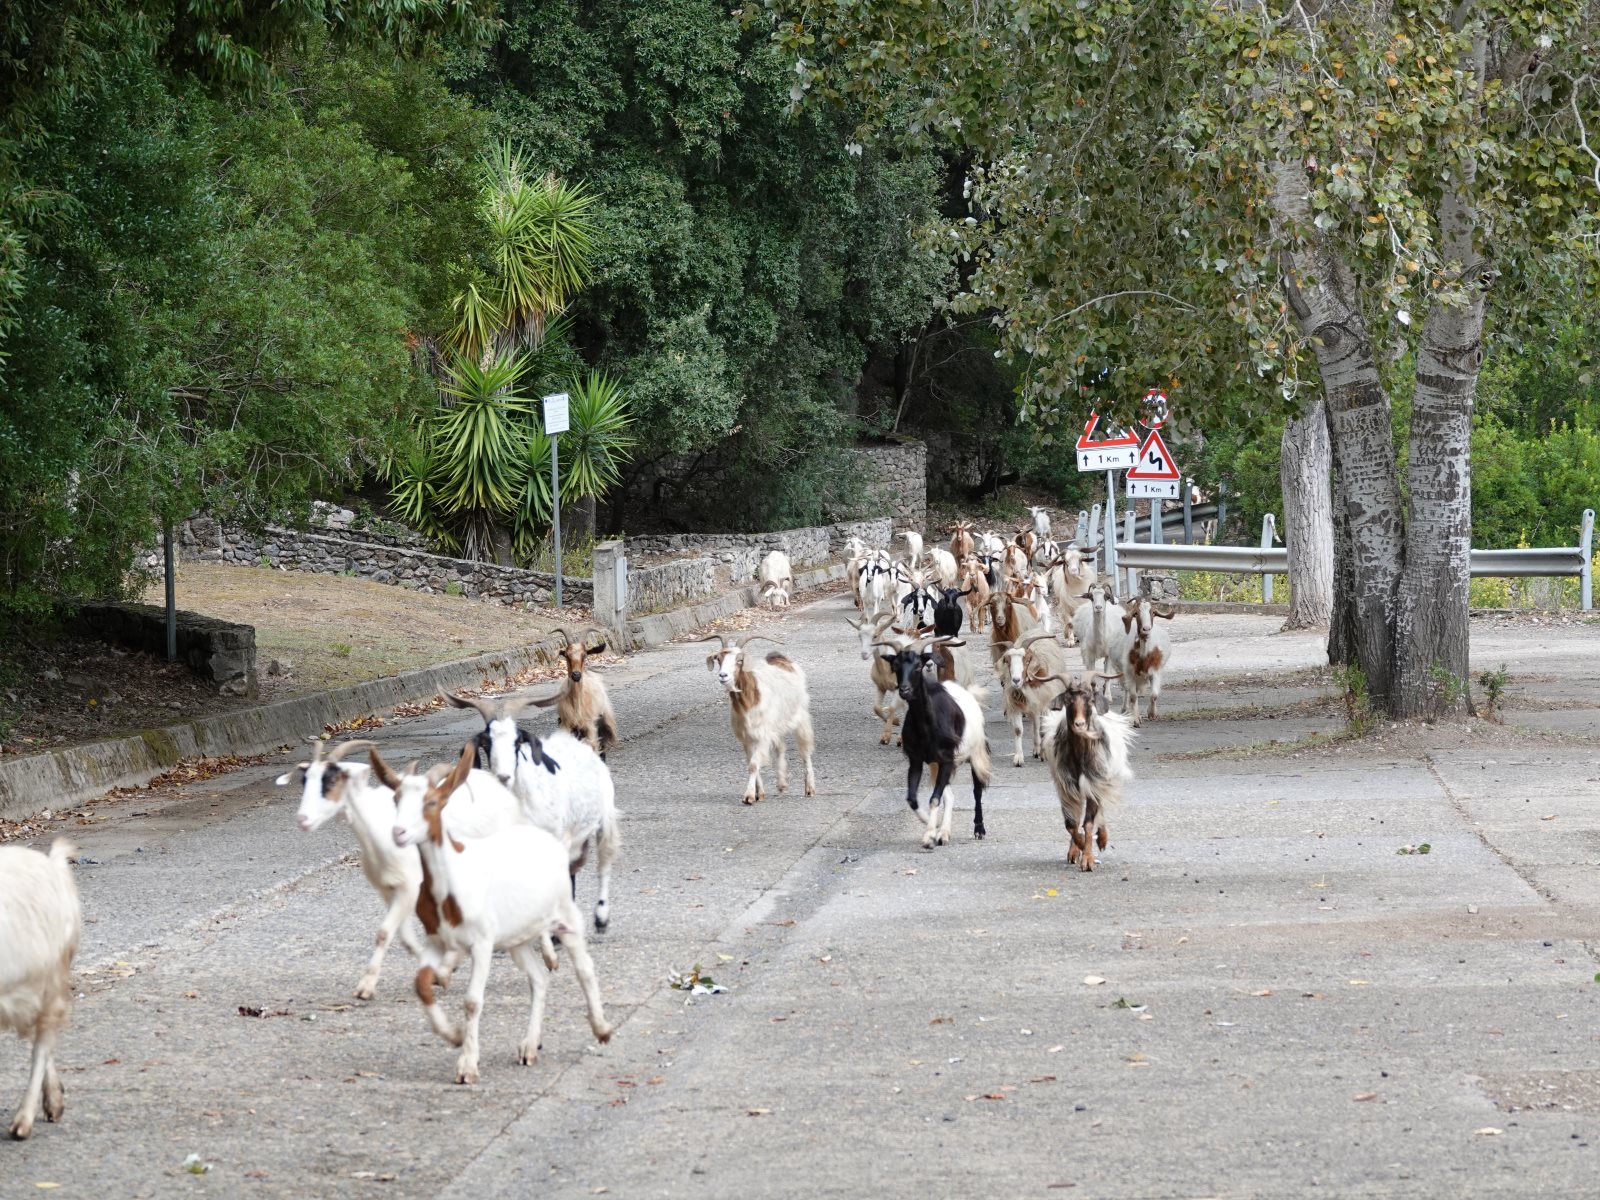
top-left (0, 634), bottom-right (575, 823)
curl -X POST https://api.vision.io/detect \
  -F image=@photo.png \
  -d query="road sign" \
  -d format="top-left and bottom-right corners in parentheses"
top-left (1126, 427), bottom-right (1181, 499)
top-left (542, 391), bottom-right (570, 435)
top-left (1075, 412), bottom-right (1140, 471)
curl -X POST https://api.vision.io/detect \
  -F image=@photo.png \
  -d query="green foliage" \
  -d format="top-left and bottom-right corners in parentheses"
top-left (1331, 663), bottom-right (1374, 735)
top-left (1477, 663), bottom-right (1510, 721)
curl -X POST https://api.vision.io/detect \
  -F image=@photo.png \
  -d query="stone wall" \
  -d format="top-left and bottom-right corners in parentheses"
top-left (845, 439), bottom-right (926, 532)
top-left (177, 518), bottom-right (593, 609)
top-left (623, 518), bottom-right (891, 614)
top-left (73, 601), bottom-right (258, 697)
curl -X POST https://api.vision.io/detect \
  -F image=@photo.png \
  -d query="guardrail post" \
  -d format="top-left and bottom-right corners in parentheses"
top-left (1123, 507), bottom-right (1138, 597)
top-left (1582, 508), bottom-right (1595, 611)
top-left (593, 539), bottom-right (628, 637)
top-left (1075, 510), bottom-right (1089, 545)
top-left (1182, 479), bottom-right (1193, 545)
top-left (1151, 499), bottom-right (1164, 545)
top-left (1087, 503), bottom-right (1102, 548)
top-left (1217, 481), bottom-right (1228, 541)
top-left (1261, 514), bottom-right (1276, 604)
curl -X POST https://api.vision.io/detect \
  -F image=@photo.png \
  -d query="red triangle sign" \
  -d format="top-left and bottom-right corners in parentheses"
top-left (1127, 428), bottom-right (1181, 480)
top-left (1076, 411), bottom-right (1140, 450)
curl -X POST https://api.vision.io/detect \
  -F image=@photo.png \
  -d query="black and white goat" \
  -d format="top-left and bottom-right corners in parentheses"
top-left (876, 637), bottom-right (992, 849)
top-left (932, 585), bottom-right (969, 638)
top-left (1040, 673), bottom-right (1135, 871)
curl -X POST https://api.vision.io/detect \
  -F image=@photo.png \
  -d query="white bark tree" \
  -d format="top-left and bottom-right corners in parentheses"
top-left (1278, 399), bottom-right (1333, 629)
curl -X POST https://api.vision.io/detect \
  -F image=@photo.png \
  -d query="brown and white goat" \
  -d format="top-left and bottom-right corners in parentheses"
top-left (1040, 674), bottom-right (1135, 871)
top-left (0, 839), bottom-right (81, 1139)
top-left (703, 634), bottom-right (817, 803)
top-left (846, 613), bottom-right (912, 744)
top-left (949, 520), bottom-right (975, 562)
top-left (1111, 599), bottom-right (1175, 725)
top-left (958, 556), bottom-right (991, 633)
top-left (987, 582), bottom-right (1040, 669)
top-left (996, 629), bottom-right (1072, 766)
top-left (526, 629), bottom-right (618, 757)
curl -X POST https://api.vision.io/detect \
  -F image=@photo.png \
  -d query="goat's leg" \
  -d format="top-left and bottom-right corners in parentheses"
top-left (971, 763), bottom-right (987, 841)
top-left (742, 739), bottom-right (768, 805)
top-left (795, 715), bottom-right (817, 796)
top-left (775, 737), bottom-right (789, 793)
top-left (877, 693), bottom-right (898, 745)
top-left (41, 1054), bottom-right (63, 1124)
top-left (1080, 799), bottom-right (1099, 872)
top-left (904, 761), bottom-right (924, 813)
top-left (1033, 710), bottom-right (1046, 759)
top-left (358, 883), bottom-right (418, 1000)
top-left (923, 762), bottom-right (951, 849)
top-left (593, 811), bottom-right (620, 932)
top-left (454, 942), bottom-right (494, 1084)
top-left (8, 1030), bottom-right (56, 1140)
top-left (1147, 675), bottom-right (1160, 721)
top-left (1011, 709), bottom-right (1026, 768)
top-left (509, 941), bottom-right (551, 1066)
top-left (554, 912), bottom-right (614, 1045)
top-left (414, 962), bottom-right (462, 1047)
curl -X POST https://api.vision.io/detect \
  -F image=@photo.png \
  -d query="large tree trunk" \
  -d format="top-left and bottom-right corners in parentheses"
top-left (1278, 398), bottom-right (1334, 630)
top-left (1326, 458), bottom-right (1359, 667)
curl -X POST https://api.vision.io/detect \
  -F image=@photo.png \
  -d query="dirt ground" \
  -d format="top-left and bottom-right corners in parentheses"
top-left (0, 563), bottom-right (592, 757)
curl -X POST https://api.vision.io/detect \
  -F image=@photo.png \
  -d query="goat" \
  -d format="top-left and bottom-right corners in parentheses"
top-left (1047, 547), bottom-right (1097, 646)
top-left (758, 550), bottom-right (794, 609)
top-left (924, 547), bottom-right (959, 589)
top-left (1110, 599), bottom-right (1176, 725)
top-left (847, 614), bottom-right (914, 744)
top-left (446, 692), bottom-right (621, 931)
top-left (281, 736), bottom-right (498, 998)
top-left (1040, 674), bottom-right (1135, 871)
top-left (703, 634), bottom-right (817, 803)
top-left (845, 538), bottom-right (871, 609)
top-left (958, 556), bottom-right (991, 632)
top-left (1073, 581), bottom-right (1126, 675)
top-left (862, 555), bottom-right (897, 623)
top-left (876, 637), bottom-right (992, 849)
top-left (896, 565), bottom-right (938, 629)
top-left (977, 530), bottom-right (1007, 558)
top-left (987, 582), bottom-right (1039, 669)
top-left (516, 628), bottom-right (619, 758)
top-left (382, 743), bottom-right (612, 1085)
top-left (932, 585), bottom-right (969, 638)
top-left (1000, 541), bottom-right (1030, 582)
top-left (1015, 528), bottom-right (1038, 567)
top-left (949, 520), bottom-right (975, 562)
top-left (1029, 505), bottom-right (1053, 541)
top-left (996, 629), bottom-right (1073, 766)
top-left (896, 529), bottom-right (923, 567)
top-left (0, 839), bottom-right (80, 1139)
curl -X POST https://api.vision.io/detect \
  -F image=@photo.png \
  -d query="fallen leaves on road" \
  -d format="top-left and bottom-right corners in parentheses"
top-left (1396, 843), bottom-right (1432, 855)
top-left (747, 1108), bottom-right (771, 1116)
top-left (1352, 1092), bottom-right (1378, 1102)
top-left (1474, 1127), bottom-right (1504, 1137)
top-left (667, 965), bottom-right (726, 995)
top-left (237, 1006), bottom-right (293, 1019)
top-left (1082, 975), bottom-right (1106, 986)
top-left (1252, 989), bottom-right (1273, 997)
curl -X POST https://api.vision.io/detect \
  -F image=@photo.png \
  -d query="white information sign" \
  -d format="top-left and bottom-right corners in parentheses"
top-left (1126, 477), bottom-right (1181, 500)
top-left (542, 391), bottom-right (570, 435)
top-left (1074, 412), bottom-right (1140, 472)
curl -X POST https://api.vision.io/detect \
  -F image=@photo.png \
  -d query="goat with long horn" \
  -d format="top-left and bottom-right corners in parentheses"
top-left (703, 633), bottom-right (816, 803)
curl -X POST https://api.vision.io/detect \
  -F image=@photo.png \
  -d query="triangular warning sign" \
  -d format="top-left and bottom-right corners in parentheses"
top-left (1127, 428), bottom-right (1181, 481)
top-left (1076, 411), bottom-right (1140, 451)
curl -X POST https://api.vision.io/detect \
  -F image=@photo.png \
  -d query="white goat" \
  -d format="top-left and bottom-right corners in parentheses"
top-left (846, 613), bottom-right (912, 744)
top-left (383, 744), bottom-right (612, 1085)
top-left (862, 554), bottom-right (897, 623)
top-left (1040, 674), bottom-right (1135, 871)
top-left (1047, 546), bottom-right (1097, 646)
top-left (1073, 581), bottom-right (1126, 675)
top-left (977, 530), bottom-right (1007, 557)
top-left (285, 738), bottom-right (455, 998)
top-left (924, 547), bottom-right (959, 589)
top-left (445, 692), bottom-right (622, 931)
top-left (1109, 598), bottom-right (1176, 725)
top-left (896, 529), bottom-right (923, 567)
top-left (0, 839), bottom-right (80, 1140)
top-left (1029, 505), bottom-right (1053, 540)
top-left (757, 549), bottom-right (794, 608)
top-left (702, 633), bottom-right (817, 803)
top-left (996, 629), bottom-right (1072, 766)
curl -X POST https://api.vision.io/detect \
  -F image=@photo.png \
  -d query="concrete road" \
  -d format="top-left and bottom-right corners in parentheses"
top-left (4, 595), bottom-right (1600, 1198)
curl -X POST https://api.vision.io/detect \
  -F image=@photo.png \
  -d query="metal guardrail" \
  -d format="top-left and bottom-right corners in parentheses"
top-left (1097, 507), bottom-right (1594, 610)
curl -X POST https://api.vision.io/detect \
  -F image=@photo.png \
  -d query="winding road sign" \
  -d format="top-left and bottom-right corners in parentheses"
top-left (1126, 427), bottom-right (1181, 499)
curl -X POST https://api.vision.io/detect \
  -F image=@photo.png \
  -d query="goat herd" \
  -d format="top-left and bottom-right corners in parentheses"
top-left (0, 509), bottom-right (1177, 1140)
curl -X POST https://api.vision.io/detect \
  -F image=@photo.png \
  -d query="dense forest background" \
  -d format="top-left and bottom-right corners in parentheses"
top-left (1, 1), bottom-right (1593, 627)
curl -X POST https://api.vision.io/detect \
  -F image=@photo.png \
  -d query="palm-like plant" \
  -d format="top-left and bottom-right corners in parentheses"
top-left (430, 351), bottom-right (532, 561)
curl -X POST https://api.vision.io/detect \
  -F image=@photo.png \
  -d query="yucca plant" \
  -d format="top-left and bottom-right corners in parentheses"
top-left (560, 371), bottom-right (635, 545)
top-left (430, 350), bottom-right (532, 561)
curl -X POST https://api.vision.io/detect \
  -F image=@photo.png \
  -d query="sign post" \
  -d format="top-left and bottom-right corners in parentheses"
top-left (1076, 413), bottom-right (1139, 585)
top-left (543, 392), bottom-right (570, 607)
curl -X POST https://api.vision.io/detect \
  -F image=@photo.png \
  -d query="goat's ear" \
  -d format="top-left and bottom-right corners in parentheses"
top-left (275, 765), bottom-right (308, 787)
top-left (368, 748), bottom-right (401, 791)
top-left (1094, 692), bottom-right (1110, 715)
top-left (1121, 611), bottom-right (1134, 632)
top-left (590, 641), bottom-right (607, 655)
top-left (705, 653), bottom-right (720, 672)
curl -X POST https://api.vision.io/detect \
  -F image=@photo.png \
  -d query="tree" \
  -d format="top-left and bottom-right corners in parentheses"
top-left (756, 0), bottom-right (1600, 715)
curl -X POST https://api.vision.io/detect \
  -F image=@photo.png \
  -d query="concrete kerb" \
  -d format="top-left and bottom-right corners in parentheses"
top-left (0, 634), bottom-right (576, 823)
top-left (622, 562), bottom-right (847, 648)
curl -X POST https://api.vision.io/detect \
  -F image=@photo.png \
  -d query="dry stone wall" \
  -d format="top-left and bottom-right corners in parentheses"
top-left (177, 518), bottom-right (592, 609)
top-left (845, 440), bottom-right (926, 533)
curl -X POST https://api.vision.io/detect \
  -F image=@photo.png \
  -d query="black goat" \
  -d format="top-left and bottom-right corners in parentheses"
top-left (877, 639), bottom-right (992, 848)
top-left (932, 586), bottom-right (971, 638)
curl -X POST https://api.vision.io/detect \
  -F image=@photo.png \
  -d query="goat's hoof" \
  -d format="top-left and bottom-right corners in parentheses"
top-left (1012, 755), bottom-right (1024, 768)
top-left (879, 733), bottom-right (892, 745)
top-left (594, 1023), bottom-right (614, 1045)
top-left (454, 1065), bottom-right (480, 1085)
top-left (973, 828), bottom-right (987, 841)
top-left (742, 795), bottom-right (757, 806)
top-left (593, 914), bottom-right (609, 934)
top-left (776, 781), bottom-right (789, 793)
top-left (921, 836), bottom-right (937, 850)
top-left (354, 982), bottom-right (377, 1001)
top-left (517, 1041), bottom-right (539, 1066)
top-left (10, 1114), bottom-right (33, 1140)
top-left (804, 783), bottom-right (815, 797)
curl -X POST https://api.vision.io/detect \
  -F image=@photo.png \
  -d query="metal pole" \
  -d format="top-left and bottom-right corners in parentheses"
top-left (1581, 508), bottom-right (1594, 611)
top-left (1103, 473), bottom-right (1117, 590)
top-left (1123, 506), bottom-right (1138, 597)
top-left (1088, 503), bottom-right (1102, 548)
top-left (1075, 510), bottom-right (1088, 545)
top-left (1182, 478), bottom-right (1193, 545)
top-left (1217, 481), bottom-right (1228, 542)
top-left (1151, 498), bottom-right (1164, 545)
top-left (1261, 513), bottom-right (1276, 604)
top-left (163, 519), bottom-right (177, 662)
top-left (552, 435), bottom-right (563, 608)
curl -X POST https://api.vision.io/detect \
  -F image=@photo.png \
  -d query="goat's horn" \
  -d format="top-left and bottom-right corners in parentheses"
top-left (736, 633), bottom-right (783, 649)
top-left (1096, 671), bottom-right (1123, 681)
top-left (694, 634), bottom-right (731, 649)
top-left (871, 641), bottom-right (904, 651)
top-left (524, 688), bottom-right (563, 709)
top-left (498, 694), bottom-right (534, 720)
top-left (327, 738), bottom-right (378, 763)
top-left (1154, 605), bottom-right (1178, 619)
top-left (556, 628), bottom-right (572, 647)
top-left (444, 692), bottom-right (497, 720)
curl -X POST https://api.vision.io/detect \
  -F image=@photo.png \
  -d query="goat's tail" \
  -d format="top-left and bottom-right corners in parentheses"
top-left (48, 838), bottom-right (77, 866)
top-left (968, 733), bottom-right (993, 788)
top-left (596, 805), bottom-right (622, 866)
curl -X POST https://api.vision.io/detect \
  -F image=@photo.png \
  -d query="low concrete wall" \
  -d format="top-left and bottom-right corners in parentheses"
top-left (73, 602), bottom-right (258, 699)
top-left (0, 634), bottom-right (576, 822)
top-left (624, 518), bottom-right (891, 614)
top-left (177, 518), bottom-right (593, 609)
